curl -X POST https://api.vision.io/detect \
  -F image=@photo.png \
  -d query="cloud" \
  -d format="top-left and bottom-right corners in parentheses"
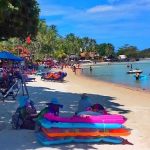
top-left (87, 5), bottom-right (114, 13)
top-left (39, 0), bottom-right (150, 21)
top-left (37, 0), bottom-right (150, 49)
top-left (83, 0), bottom-right (150, 22)
top-left (87, 1), bottom-right (150, 14)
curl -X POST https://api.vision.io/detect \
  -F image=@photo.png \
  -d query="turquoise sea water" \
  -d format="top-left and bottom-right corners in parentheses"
top-left (82, 60), bottom-right (150, 90)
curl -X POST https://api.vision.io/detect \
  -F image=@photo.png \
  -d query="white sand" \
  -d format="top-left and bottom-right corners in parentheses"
top-left (0, 68), bottom-right (150, 150)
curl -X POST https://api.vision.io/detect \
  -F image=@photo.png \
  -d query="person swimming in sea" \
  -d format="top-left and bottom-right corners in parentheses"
top-left (135, 72), bottom-right (140, 80)
top-left (90, 66), bottom-right (92, 72)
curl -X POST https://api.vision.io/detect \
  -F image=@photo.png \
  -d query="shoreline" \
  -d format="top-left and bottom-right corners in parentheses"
top-left (76, 62), bottom-right (150, 93)
top-left (81, 72), bottom-right (150, 93)
top-left (70, 67), bottom-right (150, 94)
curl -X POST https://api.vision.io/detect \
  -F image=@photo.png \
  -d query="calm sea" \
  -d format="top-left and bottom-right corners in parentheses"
top-left (82, 60), bottom-right (150, 90)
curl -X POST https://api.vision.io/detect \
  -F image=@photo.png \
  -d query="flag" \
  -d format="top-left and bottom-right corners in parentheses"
top-left (26, 35), bottom-right (31, 44)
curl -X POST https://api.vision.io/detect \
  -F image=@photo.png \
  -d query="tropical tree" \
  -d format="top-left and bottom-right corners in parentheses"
top-left (97, 43), bottom-right (115, 57)
top-left (139, 48), bottom-right (150, 58)
top-left (0, 38), bottom-right (21, 51)
top-left (65, 33), bottom-right (82, 55)
top-left (0, 0), bottom-right (40, 40)
top-left (117, 44), bottom-right (138, 58)
top-left (82, 37), bottom-right (89, 51)
top-left (81, 37), bottom-right (97, 52)
top-left (30, 21), bottom-right (59, 59)
top-left (88, 39), bottom-right (97, 52)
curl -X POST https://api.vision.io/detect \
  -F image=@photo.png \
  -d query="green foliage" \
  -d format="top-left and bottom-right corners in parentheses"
top-left (0, 38), bottom-right (21, 51)
top-left (82, 37), bottom-right (96, 52)
top-left (97, 43), bottom-right (115, 57)
top-left (1, 14), bottom-right (150, 60)
top-left (0, 0), bottom-right (40, 39)
top-left (36, 21), bottom-right (58, 54)
top-left (53, 50), bottom-right (66, 60)
top-left (117, 44), bottom-right (138, 58)
top-left (65, 33), bottom-right (82, 55)
top-left (139, 48), bottom-right (150, 58)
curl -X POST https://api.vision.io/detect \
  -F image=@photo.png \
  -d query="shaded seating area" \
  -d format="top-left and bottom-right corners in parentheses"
top-left (0, 51), bottom-right (25, 101)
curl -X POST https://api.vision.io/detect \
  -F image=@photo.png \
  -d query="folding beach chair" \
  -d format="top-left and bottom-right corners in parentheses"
top-left (0, 79), bottom-right (21, 102)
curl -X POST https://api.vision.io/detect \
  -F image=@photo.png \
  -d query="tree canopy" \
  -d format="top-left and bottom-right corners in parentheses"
top-left (139, 48), bottom-right (150, 58)
top-left (0, 0), bottom-right (40, 40)
top-left (0, 16), bottom-right (150, 60)
top-left (97, 43), bottom-right (115, 57)
top-left (117, 44), bottom-right (139, 58)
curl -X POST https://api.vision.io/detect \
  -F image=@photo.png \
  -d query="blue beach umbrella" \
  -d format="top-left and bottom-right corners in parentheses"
top-left (0, 50), bottom-right (23, 61)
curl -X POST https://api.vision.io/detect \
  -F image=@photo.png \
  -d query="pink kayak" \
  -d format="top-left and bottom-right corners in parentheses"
top-left (44, 113), bottom-right (126, 124)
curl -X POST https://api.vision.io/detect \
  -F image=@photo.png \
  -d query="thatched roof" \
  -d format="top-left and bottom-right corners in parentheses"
top-left (80, 52), bottom-right (98, 58)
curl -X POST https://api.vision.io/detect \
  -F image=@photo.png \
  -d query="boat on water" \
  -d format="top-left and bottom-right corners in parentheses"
top-left (127, 69), bottom-right (143, 74)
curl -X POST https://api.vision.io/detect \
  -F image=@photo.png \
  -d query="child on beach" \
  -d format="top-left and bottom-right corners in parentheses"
top-left (91, 103), bottom-right (108, 115)
top-left (76, 93), bottom-right (108, 116)
top-left (72, 65), bottom-right (77, 74)
top-left (36, 98), bottom-right (63, 120)
top-left (76, 93), bottom-right (92, 114)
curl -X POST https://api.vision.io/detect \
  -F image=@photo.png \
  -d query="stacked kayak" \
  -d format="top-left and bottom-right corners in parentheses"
top-left (36, 113), bottom-right (130, 145)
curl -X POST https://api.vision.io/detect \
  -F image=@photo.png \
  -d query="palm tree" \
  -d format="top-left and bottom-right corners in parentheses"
top-left (97, 43), bottom-right (115, 57)
top-left (65, 33), bottom-right (78, 54)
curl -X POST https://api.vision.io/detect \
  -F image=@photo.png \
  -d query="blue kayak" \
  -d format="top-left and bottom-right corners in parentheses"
top-left (39, 119), bottom-right (123, 129)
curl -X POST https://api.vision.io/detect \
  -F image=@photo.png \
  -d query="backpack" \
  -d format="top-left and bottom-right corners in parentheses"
top-left (11, 111), bottom-right (23, 129)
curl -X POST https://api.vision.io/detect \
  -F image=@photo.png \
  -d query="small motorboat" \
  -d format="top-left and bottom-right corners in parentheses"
top-left (127, 69), bottom-right (143, 74)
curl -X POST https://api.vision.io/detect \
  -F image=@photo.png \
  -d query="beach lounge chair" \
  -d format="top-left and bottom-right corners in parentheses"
top-left (0, 79), bottom-right (21, 101)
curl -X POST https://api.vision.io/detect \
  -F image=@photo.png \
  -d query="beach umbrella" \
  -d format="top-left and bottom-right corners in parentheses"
top-left (0, 51), bottom-right (23, 61)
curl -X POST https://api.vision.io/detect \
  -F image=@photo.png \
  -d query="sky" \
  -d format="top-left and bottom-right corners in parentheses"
top-left (37, 0), bottom-right (150, 50)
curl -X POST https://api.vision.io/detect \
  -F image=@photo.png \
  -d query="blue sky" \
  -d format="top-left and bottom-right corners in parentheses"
top-left (37, 0), bottom-right (150, 50)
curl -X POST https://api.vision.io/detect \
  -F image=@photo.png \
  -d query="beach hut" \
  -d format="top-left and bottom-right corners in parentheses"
top-left (69, 54), bottom-right (79, 62)
top-left (118, 55), bottom-right (127, 60)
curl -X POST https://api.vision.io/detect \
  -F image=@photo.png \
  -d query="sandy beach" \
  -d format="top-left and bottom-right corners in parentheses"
top-left (0, 68), bottom-right (150, 150)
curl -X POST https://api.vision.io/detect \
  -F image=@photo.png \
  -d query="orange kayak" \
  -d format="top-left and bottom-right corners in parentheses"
top-left (42, 128), bottom-right (130, 137)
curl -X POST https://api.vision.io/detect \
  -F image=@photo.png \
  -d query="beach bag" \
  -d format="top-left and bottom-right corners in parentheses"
top-left (12, 107), bottom-right (36, 130)
top-left (20, 105), bottom-right (37, 130)
top-left (21, 118), bottom-right (35, 130)
top-left (11, 112), bottom-right (23, 129)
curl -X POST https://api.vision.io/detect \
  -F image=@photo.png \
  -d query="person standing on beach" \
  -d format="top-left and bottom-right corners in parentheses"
top-left (130, 64), bottom-right (133, 70)
top-left (73, 65), bottom-right (76, 74)
top-left (61, 65), bottom-right (63, 70)
top-left (82, 68), bottom-right (83, 72)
